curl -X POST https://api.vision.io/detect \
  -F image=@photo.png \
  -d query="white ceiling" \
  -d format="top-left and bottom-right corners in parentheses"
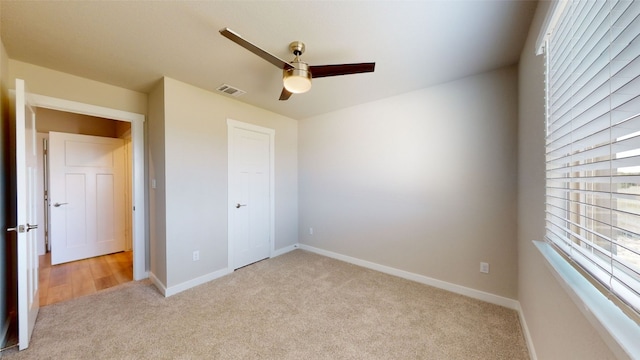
top-left (0, 1), bottom-right (537, 120)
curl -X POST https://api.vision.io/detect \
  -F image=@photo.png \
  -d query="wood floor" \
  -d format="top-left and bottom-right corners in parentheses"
top-left (39, 251), bottom-right (133, 306)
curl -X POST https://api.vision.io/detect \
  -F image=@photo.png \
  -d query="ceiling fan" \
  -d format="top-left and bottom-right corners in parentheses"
top-left (219, 28), bottom-right (375, 101)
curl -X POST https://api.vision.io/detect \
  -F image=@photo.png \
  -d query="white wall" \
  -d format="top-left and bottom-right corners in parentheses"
top-left (517, 2), bottom-right (618, 359)
top-left (151, 77), bottom-right (298, 290)
top-left (299, 67), bottom-right (519, 299)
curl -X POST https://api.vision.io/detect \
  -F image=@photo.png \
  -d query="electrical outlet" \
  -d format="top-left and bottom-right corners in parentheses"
top-left (480, 262), bottom-right (489, 274)
top-left (193, 250), bottom-right (200, 261)
top-left (309, 227), bottom-right (314, 235)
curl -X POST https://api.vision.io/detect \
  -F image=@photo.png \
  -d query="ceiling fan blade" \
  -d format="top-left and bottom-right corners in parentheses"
top-left (309, 63), bottom-right (375, 78)
top-left (279, 88), bottom-right (293, 101)
top-left (219, 28), bottom-right (294, 70)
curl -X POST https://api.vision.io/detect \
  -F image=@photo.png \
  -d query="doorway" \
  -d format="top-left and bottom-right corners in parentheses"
top-left (30, 94), bottom-right (146, 281)
top-left (35, 108), bottom-right (133, 305)
top-left (36, 109), bottom-right (132, 260)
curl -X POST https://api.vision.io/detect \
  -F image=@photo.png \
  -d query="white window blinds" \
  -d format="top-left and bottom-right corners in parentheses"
top-left (545, 0), bottom-right (640, 314)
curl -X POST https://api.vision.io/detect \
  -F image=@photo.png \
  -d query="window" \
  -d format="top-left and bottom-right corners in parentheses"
top-left (543, 0), bottom-right (640, 315)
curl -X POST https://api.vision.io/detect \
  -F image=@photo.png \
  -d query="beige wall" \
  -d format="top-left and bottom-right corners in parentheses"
top-left (8, 60), bottom-right (147, 115)
top-left (151, 77), bottom-right (298, 289)
top-left (517, 2), bottom-right (618, 359)
top-left (298, 67), bottom-right (519, 299)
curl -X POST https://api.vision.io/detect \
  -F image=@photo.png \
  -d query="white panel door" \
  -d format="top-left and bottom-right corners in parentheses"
top-left (49, 132), bottom-right (126, 265)
top-left (228, 120), bottom-right (274, 269)
top-left (12, 79), bottom-right (39, 350)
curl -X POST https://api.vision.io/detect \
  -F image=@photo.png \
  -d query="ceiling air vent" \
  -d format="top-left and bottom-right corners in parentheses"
top-left (216, 84), bottom-right (246, 97)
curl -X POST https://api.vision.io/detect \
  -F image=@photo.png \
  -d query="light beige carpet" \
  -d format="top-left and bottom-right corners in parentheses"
top-left (2, 250), bottom-right (529, 359)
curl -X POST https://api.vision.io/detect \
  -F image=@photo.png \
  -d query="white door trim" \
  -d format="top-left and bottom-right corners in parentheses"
top-left (30, 94), bottom-right (147, 280)
top-left (227, 119), bottom-right (275, 270)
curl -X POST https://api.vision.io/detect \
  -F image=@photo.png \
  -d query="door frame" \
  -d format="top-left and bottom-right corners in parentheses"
top-left (227, 119), bottom-right (275, 270)
top-left (30, 94), bottom-right (147, 280)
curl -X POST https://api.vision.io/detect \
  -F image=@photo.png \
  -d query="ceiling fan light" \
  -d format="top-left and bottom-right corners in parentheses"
top-left (283, 67), bottom-right (312, 94)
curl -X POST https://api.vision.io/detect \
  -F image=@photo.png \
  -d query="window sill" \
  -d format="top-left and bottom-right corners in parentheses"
top-left (533, 241), bottom-right (640, 359)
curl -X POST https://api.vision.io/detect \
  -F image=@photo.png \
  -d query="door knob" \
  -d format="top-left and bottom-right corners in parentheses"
top-left (54, 202), bottom-right (68, 207)
top-left (7, 224), bottom-right (38, 233)
top-left (6, 225), bottom-right (25, 233)
top-left (236, 203), bottom-right (247, 208)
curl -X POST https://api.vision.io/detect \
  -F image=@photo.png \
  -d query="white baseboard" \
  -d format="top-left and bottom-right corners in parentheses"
top-left (133, 270), bottom-right (149, 282)
top-left (147, 244), bottom-right (536, 359)
top-left (149, 244), bottom-right (298, 298)
top-left (298, 244), bottom-right (520, 310)
top-left (297, 244), bottom-right (539, 358)
top-left (298, 244), bottom-right (538, 360)
top-left (516, 303), bottom-right (538, 360)
top-left (148, 272), bottom-right (167, 296)
top-left (155, 268), bottom-right (233, 297)
top-left (272, 243), bottom-right (299, 257)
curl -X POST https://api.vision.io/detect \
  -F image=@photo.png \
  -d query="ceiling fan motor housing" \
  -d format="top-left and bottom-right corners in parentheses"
top-left (283, 61), bottom-right (312, 93)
